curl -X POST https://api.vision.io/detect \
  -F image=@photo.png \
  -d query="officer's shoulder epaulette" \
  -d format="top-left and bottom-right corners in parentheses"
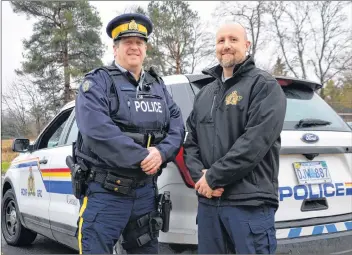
top-left (85, 66), bottom-right (123, 77)
top-left (147, 66), bottom-right (163, 84)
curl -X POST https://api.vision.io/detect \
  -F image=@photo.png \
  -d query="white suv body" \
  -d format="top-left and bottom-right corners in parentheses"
top-left (2, 74), bottom-right (352, 253)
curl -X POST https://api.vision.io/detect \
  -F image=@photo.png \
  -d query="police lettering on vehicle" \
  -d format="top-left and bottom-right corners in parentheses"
top-left (21, 188), bottom-right (43, 198)
top-left (279, 182), bottom-right (352, 201)
top-left (134, 100), bottom-right (163, 113)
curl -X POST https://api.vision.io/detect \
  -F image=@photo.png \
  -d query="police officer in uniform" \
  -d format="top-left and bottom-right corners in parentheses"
top-left (74, 13), bottom-right (185, 254)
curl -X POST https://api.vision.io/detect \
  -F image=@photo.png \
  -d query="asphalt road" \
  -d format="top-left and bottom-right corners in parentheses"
top-left (1, 225), bottom-right (201, 255)
top-left (2, 221), bottom-right (352, 255)
top-left (1, 233), bottom-right (77, 254)
top-left (1, 232), bottom-right (195, 255)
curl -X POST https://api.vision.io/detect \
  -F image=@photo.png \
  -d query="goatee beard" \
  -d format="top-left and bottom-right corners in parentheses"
top-left (220, 58), bottom-right (237, 68)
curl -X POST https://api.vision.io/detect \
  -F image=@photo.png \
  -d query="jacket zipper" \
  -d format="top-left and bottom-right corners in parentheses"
top-left (210, 94), bottom-right (216, 166)
top-left (210, 95), bottom-right (216, 116)
top-left (212, 85), bottom-right (221, 171)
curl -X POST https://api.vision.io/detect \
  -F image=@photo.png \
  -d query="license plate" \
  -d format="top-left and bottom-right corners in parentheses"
top-left (293, 161), bottom-right (332, 184)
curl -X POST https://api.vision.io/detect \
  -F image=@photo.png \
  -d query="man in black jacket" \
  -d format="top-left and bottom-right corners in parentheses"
top-left (183, 23), bottom-right (287, 254)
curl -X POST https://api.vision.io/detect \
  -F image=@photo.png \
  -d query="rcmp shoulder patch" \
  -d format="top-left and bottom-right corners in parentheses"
top-left (85, 68), bottom-right (98, 76)
top-left (81, 80), bottom-right (91, 93)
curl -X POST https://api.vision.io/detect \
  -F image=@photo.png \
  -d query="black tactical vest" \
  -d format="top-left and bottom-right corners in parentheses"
top-left (75, 66), bottom-right (169, 172)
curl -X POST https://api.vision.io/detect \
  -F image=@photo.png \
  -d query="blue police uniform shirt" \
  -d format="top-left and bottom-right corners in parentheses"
top-left (114, 61), bottom-right (145, 84)
top-left (114, 61), bottom-right (146, 96)
top-left (75, 63), bottom-right (185, 170)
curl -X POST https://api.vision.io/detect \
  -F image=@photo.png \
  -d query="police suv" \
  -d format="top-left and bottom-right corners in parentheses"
top-left (2, 74), bottom-right (352, 254)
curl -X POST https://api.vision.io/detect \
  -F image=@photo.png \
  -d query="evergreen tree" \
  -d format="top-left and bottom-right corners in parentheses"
top-left (272, 57), bottom-right (288, 76)
top-left (11, 1), bottom-right (105, 112)
top-left (135, 1), bottom-right (213, 75)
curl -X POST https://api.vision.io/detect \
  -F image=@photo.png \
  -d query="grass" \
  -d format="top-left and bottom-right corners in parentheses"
top-left (1, 139), bottom-right (19, 174)
top-left (1, 162), bottom-right (11, 174)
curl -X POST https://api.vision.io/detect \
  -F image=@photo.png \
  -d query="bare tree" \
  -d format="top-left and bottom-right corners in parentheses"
top-left (2, 83), bottom-right (31, 137)
top-left (214, 1), bottom-right (268, 60)
top-left (268, 1), bottom-right (313, 79)
top-left (2, 76), bottom-right (52, 137)
top-left (186, 20), bottom-right (214, 73)
top-left (130, 1), bottom-right (214, 75)
top-left (308, 1), bottom-right (352, 98)
top-left (1, 110), bottom-right (20, 139)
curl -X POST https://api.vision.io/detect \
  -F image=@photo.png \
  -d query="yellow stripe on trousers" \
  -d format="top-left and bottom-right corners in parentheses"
top-left (78, 196), bottom-right (88, 254)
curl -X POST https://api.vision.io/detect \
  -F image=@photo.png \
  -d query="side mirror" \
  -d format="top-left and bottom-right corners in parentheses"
top-left (12, 138), bottom-right (30, 152)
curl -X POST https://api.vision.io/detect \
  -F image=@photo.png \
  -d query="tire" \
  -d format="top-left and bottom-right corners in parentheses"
top-left (1, 189), bottom-right (37, 246)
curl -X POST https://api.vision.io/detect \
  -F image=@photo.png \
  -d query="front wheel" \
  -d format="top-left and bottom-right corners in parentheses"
top-left (1, 189), bottom-right (37, 246)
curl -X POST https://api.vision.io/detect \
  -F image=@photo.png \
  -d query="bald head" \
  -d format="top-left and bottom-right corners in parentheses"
top-left (215, 22), bottom-right (251, 69)
top-left (216, 22), bottom-right (248, 41)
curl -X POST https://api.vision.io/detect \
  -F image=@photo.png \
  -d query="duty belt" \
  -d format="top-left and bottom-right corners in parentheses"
top-left (90, 168), bottom-right (154, 195)
top-left (123, 131), bottom-right (166, 148)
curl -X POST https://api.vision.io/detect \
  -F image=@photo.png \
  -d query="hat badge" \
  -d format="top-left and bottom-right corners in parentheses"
top-left (128, 20), bottom-right (138, 30)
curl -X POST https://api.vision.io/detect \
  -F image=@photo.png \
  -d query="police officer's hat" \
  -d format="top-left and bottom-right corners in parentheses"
top-left (106, 13), bottom-right (153, 41)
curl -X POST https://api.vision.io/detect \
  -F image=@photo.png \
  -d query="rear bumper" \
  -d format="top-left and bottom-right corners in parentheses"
top-left (277, 229), bottom-right (352, 254)
top-left (160, 230), bottom-right (352, 254)
top-left (276, 216), bottom-right (352, 254)
top-left (160, 218), bottom-right (352, 254)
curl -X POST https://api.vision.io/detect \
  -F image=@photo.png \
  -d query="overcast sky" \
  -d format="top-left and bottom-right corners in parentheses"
top-left (1, 1), bottom-right (219, 94)
top-left (1, 1), bottom-right (351, 94)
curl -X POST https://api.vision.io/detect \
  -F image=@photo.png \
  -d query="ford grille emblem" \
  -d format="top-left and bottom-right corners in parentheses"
top-left (301, 133), bottom-right (319, 143)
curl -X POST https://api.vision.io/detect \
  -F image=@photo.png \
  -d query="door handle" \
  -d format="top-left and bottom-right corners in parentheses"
top-left (39, 159), bottom-right (48, 164)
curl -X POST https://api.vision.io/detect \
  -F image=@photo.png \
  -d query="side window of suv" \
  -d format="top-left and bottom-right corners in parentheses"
top-left (65, 118), bottom-right (78, 145)
top-left (47, 120), bottom-right (68, 148)
top-left (169, 83), bottom-right (195, 129)
top-left (36, 108), bottom-right (73, 150)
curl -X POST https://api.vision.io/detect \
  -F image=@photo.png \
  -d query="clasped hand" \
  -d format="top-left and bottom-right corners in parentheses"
top-left (141, 147), bottom-right (162, 175)
top-left (195, 170), bottom-right (224, 199)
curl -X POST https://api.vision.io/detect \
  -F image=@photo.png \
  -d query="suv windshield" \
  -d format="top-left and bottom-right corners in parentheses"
top-left (282, 85), bottom-right (350, 131)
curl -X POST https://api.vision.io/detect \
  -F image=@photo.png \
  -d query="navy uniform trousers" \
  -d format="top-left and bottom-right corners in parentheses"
top-left (78, 181), bottom-right (158, 254)
top-left (197, 201), bottom-right (277, 254)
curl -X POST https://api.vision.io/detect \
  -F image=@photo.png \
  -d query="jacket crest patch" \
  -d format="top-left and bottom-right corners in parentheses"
top-left (225, 91), bottom-right (242, 105)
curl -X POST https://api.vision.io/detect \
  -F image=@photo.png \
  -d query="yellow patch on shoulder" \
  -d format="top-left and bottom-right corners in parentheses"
top-left (225, 90), bottom-right (243, 105)
top-left (81, 80), bottom-right (91, 93)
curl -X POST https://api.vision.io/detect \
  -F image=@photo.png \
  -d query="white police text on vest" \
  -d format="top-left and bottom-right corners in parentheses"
top-left (135, 101), bottom-right (163, 113)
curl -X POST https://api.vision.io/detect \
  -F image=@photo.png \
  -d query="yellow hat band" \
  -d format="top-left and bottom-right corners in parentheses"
top-left (111, 22), bottom-right (148, 39)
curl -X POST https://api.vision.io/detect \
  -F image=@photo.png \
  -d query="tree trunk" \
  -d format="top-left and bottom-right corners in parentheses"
top-left (298, 49), bottom-right (307, 79)
top-left (36, 116), bottom-right (41, 136)
top-left (175, 47), bottom-right (181, 74)
top-left (63, 39), bottom-right (70, 103)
